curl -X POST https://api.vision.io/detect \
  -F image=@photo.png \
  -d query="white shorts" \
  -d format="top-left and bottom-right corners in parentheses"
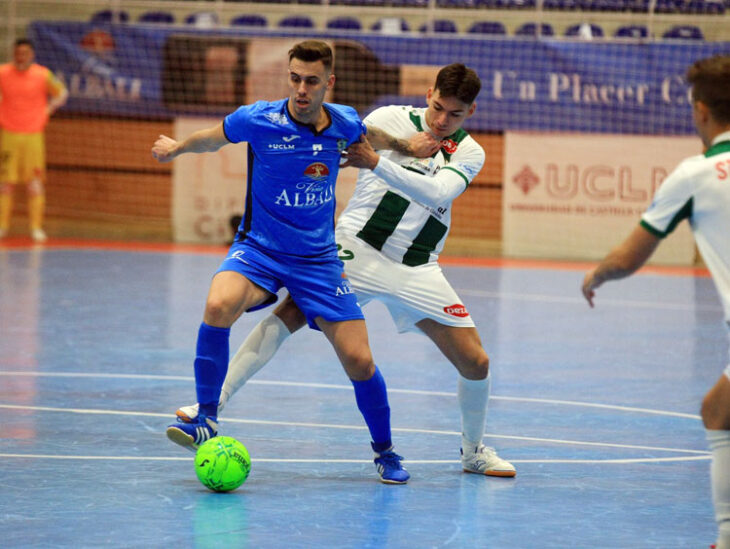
top-left (336, 230), bottom-right (476, 334)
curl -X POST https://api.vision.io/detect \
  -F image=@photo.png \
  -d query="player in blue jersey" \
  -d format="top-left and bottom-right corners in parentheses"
top-left (151, 40), bottom-right (409, 484)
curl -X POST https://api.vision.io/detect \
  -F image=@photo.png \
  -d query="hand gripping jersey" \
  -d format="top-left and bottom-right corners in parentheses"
top-left (223, 99), bottom-right (365, 258)
top-left (336, 105), bottom-right (485, 266)
top-left (641, 132), bottom-right (730, 321)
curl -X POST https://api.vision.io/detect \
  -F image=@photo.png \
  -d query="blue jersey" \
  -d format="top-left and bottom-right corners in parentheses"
top-left (223, 99), bottom-right (365, 258)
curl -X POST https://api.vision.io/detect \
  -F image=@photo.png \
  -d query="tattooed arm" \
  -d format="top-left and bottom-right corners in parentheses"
top-left (365, 125), bottom-right (440, 158)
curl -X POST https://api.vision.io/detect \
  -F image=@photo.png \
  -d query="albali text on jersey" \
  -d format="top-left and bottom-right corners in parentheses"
top-left (223, 99), bottom-right (365, 258)
top-left (641, 131), bottom-right (730, 321)
top-left (336, 105), bottom-right (485, 267)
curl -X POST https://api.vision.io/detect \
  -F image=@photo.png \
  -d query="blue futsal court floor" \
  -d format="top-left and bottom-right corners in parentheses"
top-left (0, 241), bottom-right (723, 548)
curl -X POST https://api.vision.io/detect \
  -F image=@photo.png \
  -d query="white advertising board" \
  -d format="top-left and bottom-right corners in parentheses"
top-left (503, 132), bottom-right (700, 264)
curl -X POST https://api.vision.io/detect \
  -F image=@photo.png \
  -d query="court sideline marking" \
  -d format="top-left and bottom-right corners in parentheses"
top-left (0, 402), bottom-right (709, 464)
top-left (0, 240), bottom-right (712, 278)
top-left (0, 370), bottom-right (702, 420)
top-left (0, 452), bottom-right (711, 465)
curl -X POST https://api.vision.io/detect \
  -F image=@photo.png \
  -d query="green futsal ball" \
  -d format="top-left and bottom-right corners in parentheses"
top-left (194, 436), bottom-right (251, 492)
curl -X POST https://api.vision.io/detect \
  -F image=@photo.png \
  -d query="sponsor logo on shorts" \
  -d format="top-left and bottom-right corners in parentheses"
top-left (227, 250), bottom-right (249, 265)
top-left (444, 304), bottom-right (469, 317)
top-left (335, 279), bottom-right (355, 296)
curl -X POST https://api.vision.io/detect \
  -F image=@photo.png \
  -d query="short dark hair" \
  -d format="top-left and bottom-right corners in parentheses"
top-left (288, 40), bottom-right (333, 72)
top-left (687, 55), bottom-right (730, 124)
top-left (14, 38), bottom-right (34, 50)
top-left (434, 63), bottom-right (481, 105)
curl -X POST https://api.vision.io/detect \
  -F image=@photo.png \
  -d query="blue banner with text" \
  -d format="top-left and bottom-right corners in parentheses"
top-left (29, 21), bottom-right (730, 135)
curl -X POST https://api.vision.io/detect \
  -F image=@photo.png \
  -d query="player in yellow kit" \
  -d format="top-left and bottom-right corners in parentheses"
top-left (0, 38), bottom-right (68, 241)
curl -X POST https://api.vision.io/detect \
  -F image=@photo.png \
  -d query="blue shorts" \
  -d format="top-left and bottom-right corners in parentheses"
top-left (216, 240), bottom-right (363, 330)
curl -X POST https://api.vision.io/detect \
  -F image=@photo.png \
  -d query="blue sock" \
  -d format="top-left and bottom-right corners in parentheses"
top-left (194, 322), bottom-right (230, 419)
top-left (351, 366), bottom-right (392, 452)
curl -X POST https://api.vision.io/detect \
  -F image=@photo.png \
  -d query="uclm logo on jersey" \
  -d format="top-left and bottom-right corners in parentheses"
top-left (444, 304), bottom-right (469, 317)
top-left (441, 139), bottom-right (458, 154)
top-left (304, 162), bottom-right (329, 180)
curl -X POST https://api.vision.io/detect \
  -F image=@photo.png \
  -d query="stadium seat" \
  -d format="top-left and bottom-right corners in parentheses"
top-left (564, 22), bottom-right (604, 37)
top-left (391, 0), bottom-right (429, 6)
top-left (613, 24), bottom-right (649, 38)
top-left (437, 0), bottom-right (478, 6)
top-left (681, 0), bottom-right (725, 13)
top-left (138, 11), bottom-right (174, 24)
top-left (185, 12), bottom-right (220, 28)
top-left (543, 0), bottom-right (579, 9)
top-left (371, 18), bottom-right (410, 33)
top-left (662, 24), bottom-right (704, 39)
top-left (90, 10), bottom-right (129, 24)
top-left (626, 0), bottom-right (650, 11)
top-left (578, 0), bottom-right (628, 9)
top-left (654, 0), bottom-right (682, 12)
top-left (514, 22), bottom-right (555, 36)
top-left (230, 14), bottom-right (267, 27)
top-left (467, 21), bottom-right (507, 34)
top-left (326, 16), bottom-right (362, 30)
top-left (418, 19), bottom-right (458, 33)
top-left (278, 15), bottom-right (315, 28)
top-left (494, 0), bottom-right (536, 7)
top-left (330, 0), bottom-right (386, 5)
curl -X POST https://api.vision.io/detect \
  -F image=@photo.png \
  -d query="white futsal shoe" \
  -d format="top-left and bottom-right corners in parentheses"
top-left (461, 444), bottom-right (516, 477)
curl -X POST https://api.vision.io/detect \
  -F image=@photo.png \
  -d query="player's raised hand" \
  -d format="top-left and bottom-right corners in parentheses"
top-left (151, 134), bottom-right (178, 163)
top-left (408, 132), bottom-right (440, 158)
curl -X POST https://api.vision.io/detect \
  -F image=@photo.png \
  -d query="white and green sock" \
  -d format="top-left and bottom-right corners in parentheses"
top-left (708, 429), bottom-right (730, 549)
top-left (219, 313), bottom-right (290, 410)
top-left (459, 373), bottom-right (490, 453)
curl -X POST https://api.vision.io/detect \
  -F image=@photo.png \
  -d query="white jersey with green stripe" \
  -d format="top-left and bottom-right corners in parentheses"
top-left (336, 105), bottom-right (485, 266)
top-left (641, 131), bottom-right (730, 321)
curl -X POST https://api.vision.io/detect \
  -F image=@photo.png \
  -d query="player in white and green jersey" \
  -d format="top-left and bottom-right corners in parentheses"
top-left (177, 63), bottom-right (516, 478)
top-left (582, 55), bottom-right (730, 549)
top-left (337, 102), bottom-right (484, 268)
